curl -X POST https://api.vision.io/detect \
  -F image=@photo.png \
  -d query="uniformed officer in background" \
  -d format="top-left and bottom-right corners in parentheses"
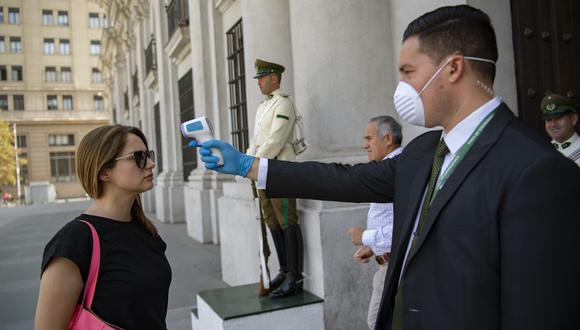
top-left (247, 59), bottom-right (304, 299)
top-left (541, 93), bottom-right (579, 166)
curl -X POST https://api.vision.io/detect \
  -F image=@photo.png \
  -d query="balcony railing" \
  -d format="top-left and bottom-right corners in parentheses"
top-left (145, 36), bottom-right (157, 75)
top-left (132, 68), bottom-right (139, 97)
top-left (166, 0), bottom-right (189, 38)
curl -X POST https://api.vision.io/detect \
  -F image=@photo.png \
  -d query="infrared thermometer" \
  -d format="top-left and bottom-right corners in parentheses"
top-left (180, 117), bottom-right (224, 166)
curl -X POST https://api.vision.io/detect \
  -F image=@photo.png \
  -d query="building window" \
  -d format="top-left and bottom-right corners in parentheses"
top-left (0, 95), bottom-right (7, 111)
top-left (44, 38), bottom-right (55, 54)
top-left (11, 65), bottom-right (22, 81)
top-left (92, 68), bottom-right (102, 83)
top-left (17, 135), bottom-right (26, 148)
top-left (145, 37), bottom-right (157, 75)
top-left (61, 67), bottom-right (71, 83)
top-left (178, 70), bottom-right (196, 180)
top-left (47, 95), bottom-right (58, 110)
top-left (10, 37), bottom-right (21, 53)
top-left (62, 95), bottom-right (73, 110)
top-left (0, 36), bottom-right (5, 53)
top-left (45, 66), bottom-right (57, 82)
top-left (166, 0), bottom-right (189, 38)
top-left (90, 40), bottom-right (101, 55)
top-left (0, 7), bottom-right (3, 24)
top-left (42, 10), bottom-right (53, 25)
top-left (93, 95), bottom-right (104, 111)
top-left (0, 66), bottom-right (6, 81)
top-left (19, 152), bottom-right (28, 186)
top-left (13, 95), bottom-right (24, 111)
top-left (50, 151), bottom-right (76, 182)
top-left (49, 134), bottom-right (75, 146)
top-left (226, 19), bottom-right (249, 152)
top-left (58, 11), bottom-right (68, 26)
top-left (59, 39), bottom-right (70, 54)
top-left (89, 13), bottom-right (100, 29)
top-left (154, 102), bottom-right (163, 173)
top-left (8, 8), bottom-right (20, 25)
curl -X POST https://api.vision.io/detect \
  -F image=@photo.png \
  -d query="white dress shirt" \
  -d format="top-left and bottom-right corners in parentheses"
top-left (362, 147), bottom-right (403, 256)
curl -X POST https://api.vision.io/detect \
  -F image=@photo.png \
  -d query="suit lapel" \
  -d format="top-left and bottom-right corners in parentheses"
top-left (407, 104), bottom-right (514, 262)
top-left (389, 136), bottom-right (438, 274)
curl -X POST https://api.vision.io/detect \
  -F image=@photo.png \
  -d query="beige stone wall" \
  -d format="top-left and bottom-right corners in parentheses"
top-left (0, 0), bottom-right (110, 200)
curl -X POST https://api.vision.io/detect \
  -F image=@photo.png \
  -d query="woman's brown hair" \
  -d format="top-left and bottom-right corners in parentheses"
top-left (76, 125), bottom-right (157, 235)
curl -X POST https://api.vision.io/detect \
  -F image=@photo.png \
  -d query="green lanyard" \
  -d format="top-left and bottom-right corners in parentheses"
top-left (431, 109), bottom-right (497, 201)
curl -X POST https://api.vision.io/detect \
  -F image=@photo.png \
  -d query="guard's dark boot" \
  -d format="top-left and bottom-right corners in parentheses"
top-left (270, 224), bottom-right (304, 299)
top-left (269, 228), bottom-right (287, 290)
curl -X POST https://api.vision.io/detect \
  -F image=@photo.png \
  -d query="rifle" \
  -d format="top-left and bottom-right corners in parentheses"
top-left (251, 181), bottom-right (271, 296)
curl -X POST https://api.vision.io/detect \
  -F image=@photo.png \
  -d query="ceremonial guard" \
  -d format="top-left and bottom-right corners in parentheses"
top-left (247, 59), bottom-right (304, 298)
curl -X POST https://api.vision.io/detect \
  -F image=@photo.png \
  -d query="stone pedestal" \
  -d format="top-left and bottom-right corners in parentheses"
top-left (218, 179), bottom-right (376, 329)
top-left (191, 283), bottom-right (324, 330)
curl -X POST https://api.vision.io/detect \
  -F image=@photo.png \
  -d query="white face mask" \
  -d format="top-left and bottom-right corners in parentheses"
top-left (393, 56), bottom-right (496, 127)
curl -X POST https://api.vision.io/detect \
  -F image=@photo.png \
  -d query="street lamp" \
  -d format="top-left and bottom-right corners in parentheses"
top-left (12, 123), bottom-right (21, 203)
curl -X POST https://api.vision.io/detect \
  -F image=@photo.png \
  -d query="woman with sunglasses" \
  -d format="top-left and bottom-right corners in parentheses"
top-left (35, 125), bottom-right (171, 330)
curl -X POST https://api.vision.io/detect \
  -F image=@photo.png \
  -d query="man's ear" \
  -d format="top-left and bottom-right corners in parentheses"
top-left (448, 56), bottom-right (465, 83)
top-left (383, 133), bottom-right (393, 147)
top-left (271, 74), bottom-right (279, 85)
top-left (572, 113), bottom-right (578, 126)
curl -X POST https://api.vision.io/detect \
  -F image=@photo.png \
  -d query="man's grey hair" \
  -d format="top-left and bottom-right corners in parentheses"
top-left (369, 115), bottom-right (403, 145)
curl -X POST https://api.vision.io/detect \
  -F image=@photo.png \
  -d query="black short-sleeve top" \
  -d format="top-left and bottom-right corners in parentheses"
top-left (41, 214), bottom-right (172, 330)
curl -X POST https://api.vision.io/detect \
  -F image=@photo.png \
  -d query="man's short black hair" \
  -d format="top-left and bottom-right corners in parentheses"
top-left (403, 5), bottom-right (498, 82)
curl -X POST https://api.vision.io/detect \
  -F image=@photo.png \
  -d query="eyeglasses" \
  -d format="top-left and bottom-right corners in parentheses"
top-left (114, 150), bottom-right (155, 169)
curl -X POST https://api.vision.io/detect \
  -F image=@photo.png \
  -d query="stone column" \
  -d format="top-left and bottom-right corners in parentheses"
top-left (184, 0), bottom-right (232, 243)
top-left (286, 1), bottom-right (395, 328)
top-left (135, 10), bottom-right (157, 213)
top-left (152, 0), bottom-right (185, 223)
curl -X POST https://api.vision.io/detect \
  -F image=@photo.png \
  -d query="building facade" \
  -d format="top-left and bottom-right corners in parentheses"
top-left (0, 0), bottom-right (110, 203)
top-left (98, 0), bottom-right (578, 328)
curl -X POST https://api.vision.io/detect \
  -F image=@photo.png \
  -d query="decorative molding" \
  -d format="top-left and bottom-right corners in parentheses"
top-left (134, 0), bottom-right (149, 20)
top-left (165, 26), bottom-right (191, 65)
top-left (115, 52), bottom-right (126, 70)
top-left (214, 0), bottom-right (235, 15)
top-left (124, 29), bottom-right (136, 49)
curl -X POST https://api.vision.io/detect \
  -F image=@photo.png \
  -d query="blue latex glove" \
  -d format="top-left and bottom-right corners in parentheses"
top-left (188, 139), bottom-right (254, 177)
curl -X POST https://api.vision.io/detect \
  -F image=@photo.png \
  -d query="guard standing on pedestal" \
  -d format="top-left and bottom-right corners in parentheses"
top-left (247, 59), bottom-right (304, 299)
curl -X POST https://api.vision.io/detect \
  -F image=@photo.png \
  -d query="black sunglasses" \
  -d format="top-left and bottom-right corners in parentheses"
top-left (114, 150), bottom-right (155, 169)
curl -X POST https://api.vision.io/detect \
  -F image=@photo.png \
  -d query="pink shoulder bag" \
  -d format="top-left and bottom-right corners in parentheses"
top-left (67, 220), bottom-right (121, 330)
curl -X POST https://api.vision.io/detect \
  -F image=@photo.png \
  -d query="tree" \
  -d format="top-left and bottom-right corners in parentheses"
top-left (0, 119), bottom-right (16, 186)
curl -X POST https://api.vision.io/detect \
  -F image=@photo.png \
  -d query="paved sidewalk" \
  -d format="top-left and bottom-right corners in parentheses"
top-left (0, 201), bottom-right (227, 330)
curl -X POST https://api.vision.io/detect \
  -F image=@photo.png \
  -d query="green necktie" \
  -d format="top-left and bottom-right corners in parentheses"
top-left (392, 139), bottom-right (449, 330)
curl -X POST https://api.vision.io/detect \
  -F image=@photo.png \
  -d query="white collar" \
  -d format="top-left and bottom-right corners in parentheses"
top-left (551, 132), bottom-right (579, 148)
top-left (442, 96), bottom-right (502, 155)
top-left (382, 146), bottom-right (403, 160)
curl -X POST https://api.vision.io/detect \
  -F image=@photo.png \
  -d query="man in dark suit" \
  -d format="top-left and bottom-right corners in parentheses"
top-left (192, 5), bottom-right (579, 330)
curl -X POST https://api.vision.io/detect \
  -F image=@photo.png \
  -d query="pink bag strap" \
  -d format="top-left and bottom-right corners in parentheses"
top-left (78, 220), bottom-right (100, 309)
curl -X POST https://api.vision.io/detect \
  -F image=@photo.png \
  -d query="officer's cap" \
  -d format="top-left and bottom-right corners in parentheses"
top-left (253, 59), bottom-right (285, 79)
top-left (540, 94), bottom-right (578, 119)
